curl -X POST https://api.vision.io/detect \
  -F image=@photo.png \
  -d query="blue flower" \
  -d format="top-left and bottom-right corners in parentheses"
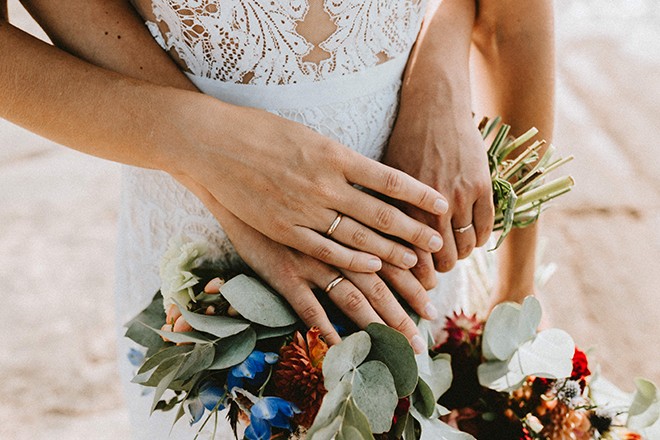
top-left (199, 380), bottom-right (226, 411)
top-left (244, 397), bottom-right (300, 440)
top-left (127, 348), bottom-right (145, 367)
top-left (227, 350), bottom-right (278, 391)
top-left (186, 380), bottom-right (226, 426)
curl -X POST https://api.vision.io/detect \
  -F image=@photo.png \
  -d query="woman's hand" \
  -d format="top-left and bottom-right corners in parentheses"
top-left (178, 175), bottom-right (438, 353)
top-left (167, 101), bottom-right (449, 274)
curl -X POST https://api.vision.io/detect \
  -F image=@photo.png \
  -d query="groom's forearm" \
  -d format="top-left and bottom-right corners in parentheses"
top-left (19, 0), bottom-right (196, 91)
top-left (472, 0), bottom-right (556, 302)
top-left (399, 0), bottom-right (476, 123)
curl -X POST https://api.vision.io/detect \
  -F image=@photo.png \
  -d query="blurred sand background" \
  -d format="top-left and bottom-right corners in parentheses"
top-left (1, 1), bottom-right (659, 438)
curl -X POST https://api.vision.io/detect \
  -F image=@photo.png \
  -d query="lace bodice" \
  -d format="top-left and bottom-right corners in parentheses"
top-left (141, 0), bottom-right (425, 84)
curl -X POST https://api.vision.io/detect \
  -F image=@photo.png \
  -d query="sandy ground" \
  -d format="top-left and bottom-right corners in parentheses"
top-left (0, 1), bottom-right (658, 439)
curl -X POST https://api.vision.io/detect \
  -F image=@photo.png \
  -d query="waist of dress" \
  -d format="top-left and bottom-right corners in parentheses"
top-left (185, 56), bottom-right (408, 111)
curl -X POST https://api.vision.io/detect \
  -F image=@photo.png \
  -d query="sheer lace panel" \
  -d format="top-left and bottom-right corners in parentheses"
top-left (142, 0), bottom-right (426, 84)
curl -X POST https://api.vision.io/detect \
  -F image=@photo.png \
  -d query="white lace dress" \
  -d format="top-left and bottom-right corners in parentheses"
top-left (115, 1), bottom-right (485, 438)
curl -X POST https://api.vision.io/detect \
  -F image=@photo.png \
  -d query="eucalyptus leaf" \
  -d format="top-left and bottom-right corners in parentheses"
top-left (125, 294), bottom-right (166, 353)
top-left (352, 361), bottom-right (398, 433)
top-left (208, 327), bottom-right (257, 370)
top-left (134, 353), bottom-right (183, 387)
top-left (255, 323), bottom-right (298, 340)
top-left (343, 398), bottom-right (376, 439)
top-left (309, 380), bottom-right (353, 433)
top-left (401, 412), bottom-right (418, 440)
top-left (337, 425), bottom-right (365, 440)
top-left (628, 378), bottom-right (660, 430)
top-left (414, 378), bottom-right (436, 418)
top-left (308, 381), bottom-right (373, 440)
top-left (365, 323), bottom-right (418, 397)
top-left (138, 345), bottom-right (194, 375)
top-left (151, 327), bottom-right (214, 345)
top-left (151, 367), bottom-right (180, 413)
top-left (482, 297), bottom-right (541, 361)
top-left (323, 331), bottom-right (371, 390)
top-left (409, 406), bottom-right (475, 440)
top-left (416, 352), bottom-right (452, 402)
top-left (174, 300), bottom-right (250, 338)
top-left (176, 343), bottom-right (215, 381)
top-left (478, 328), bottom-right (574, 392)
top-left (220, 275), bottom-right (298, 327)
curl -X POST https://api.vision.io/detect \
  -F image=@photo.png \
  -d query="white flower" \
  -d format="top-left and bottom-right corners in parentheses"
top-left (159, 237), bottom-right (208, 311)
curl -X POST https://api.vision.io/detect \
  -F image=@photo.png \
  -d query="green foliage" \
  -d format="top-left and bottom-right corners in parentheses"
top-left (365, 323), bottom-right (418, 397)
top-left (480, 117), bottom-right (574, 249)
top-left (628, 378), bottom-right (660, 430)
top-left (478, 297), bottom-right (575, 392)
top-left (219, 275), bottom-right (298, 327)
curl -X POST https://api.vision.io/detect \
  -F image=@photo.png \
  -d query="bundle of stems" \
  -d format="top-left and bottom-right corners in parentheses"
top-left (479, 116), bottom-right (575, 249)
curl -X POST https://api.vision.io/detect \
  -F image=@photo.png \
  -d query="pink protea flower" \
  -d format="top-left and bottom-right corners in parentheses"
top-left (436, 311), bottom-right (483, 349)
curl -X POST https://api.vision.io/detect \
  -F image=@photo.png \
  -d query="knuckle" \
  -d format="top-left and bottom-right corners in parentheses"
top-left (384, 170), bottom-right (404, 195)
top-left (313, 244), bottom-right (334, 262)
top-left (351, 227), bottom-right (369, 248)
top-left (394, 315), bottom-right (416, 336)
top-left (435, 257), bottom-right (456, 273)
top-left (410, 225), bottom-right (427, 244)
top-left (417, 187), bottom-right (432, 207)
top-left (344, 289), bottom-right (365, 313)
top-left (299, 304), bottom-right (324, 324)
top-left (457, 244), bottom-right (474, 260)
top-left (368, 280), bottom-right (390, 303)
top-left (375, 206), bottom-right (395, 230)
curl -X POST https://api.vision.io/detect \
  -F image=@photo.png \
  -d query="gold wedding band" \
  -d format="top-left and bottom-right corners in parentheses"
top-left (326, 213), bottom-right (343, 236)
top-left (324, 276), bottom-right (345, 293)
top-left (453, 224), bottom-right (474, 234)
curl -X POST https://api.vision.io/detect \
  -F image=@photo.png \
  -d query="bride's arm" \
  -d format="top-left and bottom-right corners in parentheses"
top-left (1, 2), bottom-right (449, 275)
top-left (472, 0), bottom-right (555, 303)
top-left (4, 0), bottom-right (436, 349)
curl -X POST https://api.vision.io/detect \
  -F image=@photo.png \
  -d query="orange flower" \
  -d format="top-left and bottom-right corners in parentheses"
top-left (273, 328), bottom-right (328, 428)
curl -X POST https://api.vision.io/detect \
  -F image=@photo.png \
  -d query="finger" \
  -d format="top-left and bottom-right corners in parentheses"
top-left (290, 226), bottom-right (383, 273)
top-left (276, 279), bottom-right (342, 346)
top-left (321, 274), bottom-right (383, 329)
top-left (410, 248), bottom-right (437, 290)
top-left (326, 214), bottom-right (419, 269)
top-left (339, 186), bottom-right (444, 253)
top-left (451, 214), bottom-right (477, 260)
top-left (379, 262), bottom-right (437, 319)
top-left (342, 270), bottom-right (428, 354)
top-left (343, 153), bottom-right (449, 215)
top-left (472, 194), bottom-right (495, 248)
top-left (433, 215), bottom-right (458, 273)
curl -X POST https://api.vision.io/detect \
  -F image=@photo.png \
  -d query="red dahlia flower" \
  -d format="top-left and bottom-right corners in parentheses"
top-left (274, 328), bottom-right (328, 428)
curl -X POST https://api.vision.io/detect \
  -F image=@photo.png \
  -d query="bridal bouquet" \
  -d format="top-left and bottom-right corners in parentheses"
top-left (124, 120), bottom-right (592, 439)
top-left (125, 250), bottom-right (467, 439)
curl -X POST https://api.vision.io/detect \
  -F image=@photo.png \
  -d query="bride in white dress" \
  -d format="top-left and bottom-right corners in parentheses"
top-left (0, 0), bottom-right (554, 438)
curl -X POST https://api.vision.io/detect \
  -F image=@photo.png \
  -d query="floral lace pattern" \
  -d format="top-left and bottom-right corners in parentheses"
top-left (146, 0), bottom-right (424, 84)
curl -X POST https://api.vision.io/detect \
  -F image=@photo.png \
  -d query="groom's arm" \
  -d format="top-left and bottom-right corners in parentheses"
top-left (18, 0), bottom-right (195, 91)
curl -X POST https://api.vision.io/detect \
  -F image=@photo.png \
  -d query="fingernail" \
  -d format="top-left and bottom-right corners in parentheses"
top-left (402, 251), bottom-right (417, 268)
top-left (424, 302), bottom-right (439, 320)
top-left (428, 235), bottom-right (443, 251)
top-left (367, 258), bottom-right (382, 271)
top-left (434, 199), bottom-right (449, 214)
top-left (412, 335), bottom-right (427, 354)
